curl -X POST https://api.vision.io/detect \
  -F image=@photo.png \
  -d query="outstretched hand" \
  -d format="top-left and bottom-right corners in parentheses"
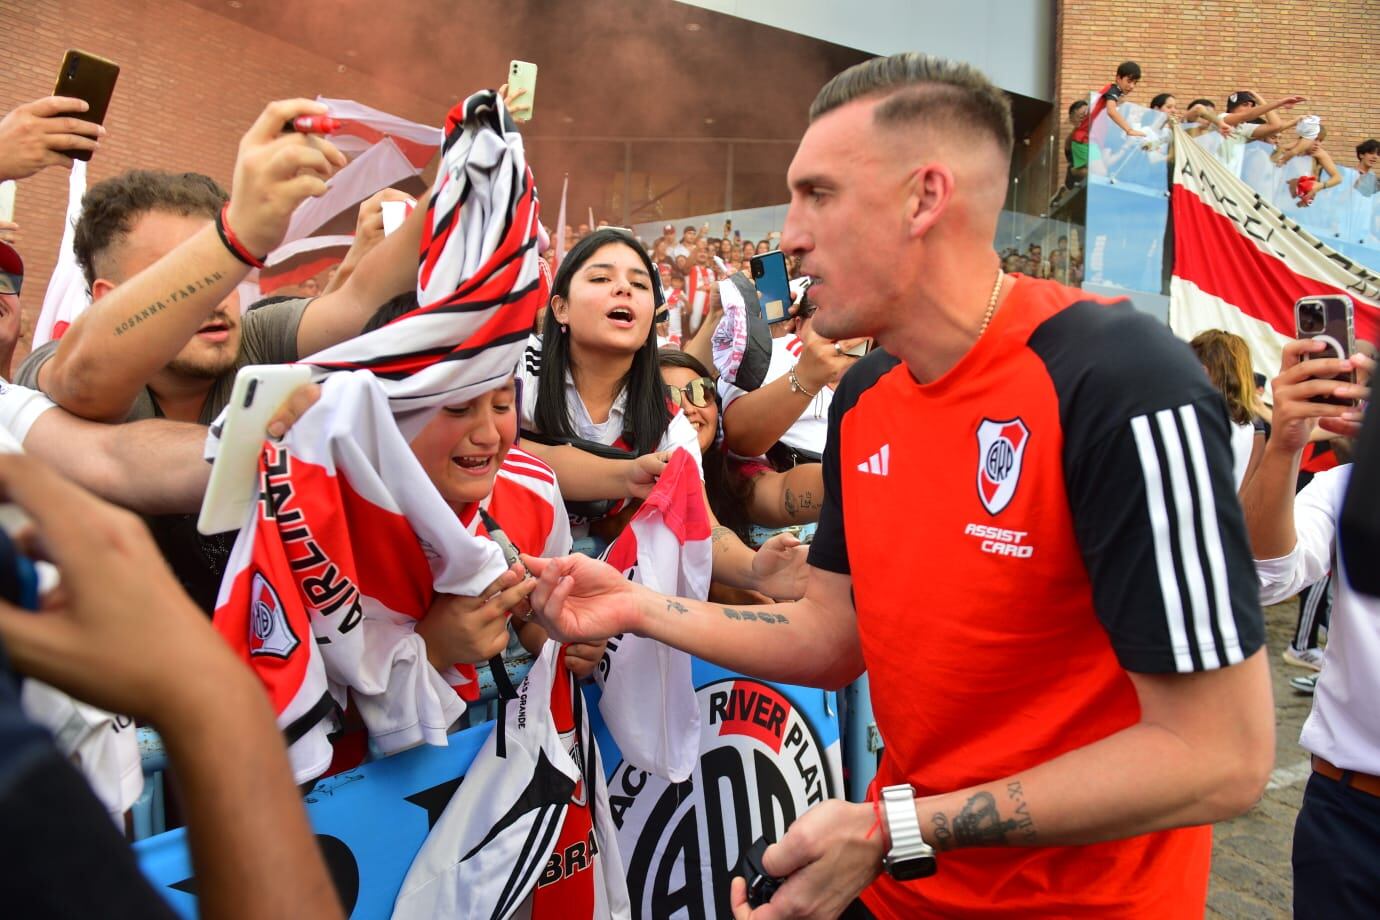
top-left (753, 533), bottom-right (808, 601)
top-left (522, 553), bottom-right (648, 643)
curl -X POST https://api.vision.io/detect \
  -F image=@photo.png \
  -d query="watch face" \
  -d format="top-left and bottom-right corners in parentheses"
top-left (886, 854), bottom-right (938, 881)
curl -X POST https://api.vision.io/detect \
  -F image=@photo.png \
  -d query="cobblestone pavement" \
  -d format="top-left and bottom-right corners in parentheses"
top-left (1206, 601), bottom-right (1317, 919)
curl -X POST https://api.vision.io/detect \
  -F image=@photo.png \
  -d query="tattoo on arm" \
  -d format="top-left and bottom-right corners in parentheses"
top-left (783, 487), bottom-right (798, 518)
top-left (666, 599), bottom-right (688, 616)
top-left (711, 524), bottom-right (734, 556)
top-left (784, 488), bottom-right (817, 520)
top-left (720, 607), bottom-right (790, 625)
top-left (113, 272), bottom-right (227, 336)
top-left (928, 786), bottom-right (1035, 852)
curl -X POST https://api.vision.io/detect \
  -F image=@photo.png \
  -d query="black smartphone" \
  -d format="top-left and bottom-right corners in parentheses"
top-left (740, 837), bottom-right (783, 908)
top-left (52, 50), bottom-right (120, 162)
top-left (1295, 294), bottom-right (1356, 406)
top-left (751, 251), bottom-right (791, 324)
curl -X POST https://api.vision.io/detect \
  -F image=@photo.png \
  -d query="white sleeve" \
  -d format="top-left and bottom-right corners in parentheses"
top-left (1255, 467), bottom-right (1344, 605)
top-left (20, 681), bottom-right (143, 821)
top-left (0, 381), bottom-right (57, 445)
top-left (518, 334), bottom-right (542, 431)
top-left (717, 376), bottom-right (749, 415)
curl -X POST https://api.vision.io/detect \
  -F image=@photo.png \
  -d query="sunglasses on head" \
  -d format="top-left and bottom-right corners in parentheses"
top-left (665, 376), bottom-right (715, 409)
top-left (0, 271), bottom-right (21, 297)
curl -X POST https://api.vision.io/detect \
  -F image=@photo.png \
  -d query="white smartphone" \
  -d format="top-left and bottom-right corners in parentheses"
top-left (507, 60), bottom-right (537, 122)
top-left (197, 364), bottom-right (311, 535)
top-left (0, 181), bottom-right (15, 224)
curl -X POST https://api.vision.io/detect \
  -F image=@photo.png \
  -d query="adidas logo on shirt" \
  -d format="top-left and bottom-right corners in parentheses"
top-left (857, 444), bottom-right (890, 476)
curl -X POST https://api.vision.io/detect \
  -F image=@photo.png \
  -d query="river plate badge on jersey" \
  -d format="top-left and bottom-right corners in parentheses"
top-left (594, 660), bottom-right (842, 920)
top-left (976, 417), bottom-right (1030, 516)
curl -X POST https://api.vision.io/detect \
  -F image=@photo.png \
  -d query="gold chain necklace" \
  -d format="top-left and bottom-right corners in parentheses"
top-left (977, 269), bottom-right (1005, 339)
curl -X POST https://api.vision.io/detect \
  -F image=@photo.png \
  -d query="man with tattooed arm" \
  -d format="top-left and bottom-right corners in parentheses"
top-left (525, 53), bottom-right (1274, 919)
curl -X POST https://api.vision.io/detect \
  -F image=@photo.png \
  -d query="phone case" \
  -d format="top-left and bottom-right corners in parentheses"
top-left (197, 365), bottom-right (312, 535)
top-left (507, 60), bottom-right (537, 122)
top-left (752, 251), bottom-right (791, 324)
top-left (52, 50), bottom-right (120, 162)
top-left (1294, 295), bottom-right (1356, 406)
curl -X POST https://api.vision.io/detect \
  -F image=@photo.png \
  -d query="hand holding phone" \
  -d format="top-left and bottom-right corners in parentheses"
top-left (50, 50), bottom-right (119, 162)
top-left (751, 251), bottom-right (792, 324)
top-left (1295, 295), bottom-right (1357, 406)
top-left (505, 61), bottom-right (538, 122)
top-left (198, 365), bottom-right (313, 535)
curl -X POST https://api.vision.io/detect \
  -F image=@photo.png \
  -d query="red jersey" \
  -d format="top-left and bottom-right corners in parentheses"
top-left (809, 277), bottom-right (1263, 917)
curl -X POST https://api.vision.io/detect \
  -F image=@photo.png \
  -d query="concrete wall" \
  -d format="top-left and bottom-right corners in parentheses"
top-left (675, 0), bottom-right (1055, 101)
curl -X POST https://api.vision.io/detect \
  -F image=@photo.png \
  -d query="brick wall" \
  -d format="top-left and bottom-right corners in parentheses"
top-left (1056, 0), bottom-right (1379, 178)
top-left (0, 0), bottom-right (450, 362)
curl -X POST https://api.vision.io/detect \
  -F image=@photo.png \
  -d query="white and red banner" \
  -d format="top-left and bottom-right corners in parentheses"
top-left (32, 159), bottom-right (89, 348)
top-left (1169, 123), bottom-right (1380, 383)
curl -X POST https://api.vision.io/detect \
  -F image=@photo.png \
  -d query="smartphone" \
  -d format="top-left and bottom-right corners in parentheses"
top-left (0, 181), bottom-right (14, 224)
top-left (52, 50), bottom-right (120, 162)
top-left (506, 60), bottom-right (538, 122)
top-left (198, 364), bottom-right (312, 535)
top-left (843, 339), bottom-right (872, 358)
top-left (1294, 294), bottom-right (1356, 406)
top-left (751, 251), bottom-right (791, 324)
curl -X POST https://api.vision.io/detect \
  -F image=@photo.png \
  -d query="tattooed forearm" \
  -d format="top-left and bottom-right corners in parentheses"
top-left (114, 271), bottom-right (227, 336)
top-left (720, 607), bottom-right (790, 625)
top-left (783, 488), bottom-right (818, 520)
top-left (928, 787), bottom-right (1034, 852)
top-left (666, 599), bottom-right (688, 615)
top-left (711, 524), bottom-right (734, 556)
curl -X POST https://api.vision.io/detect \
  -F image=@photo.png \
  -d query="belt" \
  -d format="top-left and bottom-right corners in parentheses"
top-left (1312, 755), bottom-right (1380, 798)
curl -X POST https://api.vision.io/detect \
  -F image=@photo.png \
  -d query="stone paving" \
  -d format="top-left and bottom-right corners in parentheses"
top-left (1206, 601), bottom-right (1318, 919)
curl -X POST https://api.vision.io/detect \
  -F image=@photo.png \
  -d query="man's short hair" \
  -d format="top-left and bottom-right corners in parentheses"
top-left (1188, 98), bottom-right (1215, 110)
top-left (1116, 61), bottom-right (1142, 80)
top-left (809, 52), bottom-right (1013, 157)
top-left (1357, 138), bottom-right (1380, 158)
top-left (1068, 99), bottom-right (1088, 118)
top-left (73, 170), bottom-right (227, 287)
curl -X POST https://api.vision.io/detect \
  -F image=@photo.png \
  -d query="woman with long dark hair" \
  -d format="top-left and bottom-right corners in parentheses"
top-left (517, 229), bottom-right (805, 600)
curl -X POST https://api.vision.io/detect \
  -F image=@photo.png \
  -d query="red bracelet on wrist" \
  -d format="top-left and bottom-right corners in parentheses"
top-left (216, 203), bottom-right (267, 269)
top-left (865, 780), bottom-right (884, 842)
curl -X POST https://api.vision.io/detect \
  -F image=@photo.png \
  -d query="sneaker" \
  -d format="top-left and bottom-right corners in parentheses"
top-left (1283, 646), bottom-right (1325, 671)
top-left (1290, 674), bottom-right (1318, 695)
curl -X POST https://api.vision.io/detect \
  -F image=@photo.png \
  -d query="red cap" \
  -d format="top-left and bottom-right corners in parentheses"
top-left (0, 240), bottom-right (22, 277)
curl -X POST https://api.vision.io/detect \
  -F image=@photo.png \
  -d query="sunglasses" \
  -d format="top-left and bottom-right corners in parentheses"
top-left (665, 376), bottom-right (715, 409)
top-left (0, 271), bottom-right (20, 297)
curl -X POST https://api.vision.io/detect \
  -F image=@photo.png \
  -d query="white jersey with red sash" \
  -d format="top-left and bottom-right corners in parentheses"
top-left (393, 449), bottom-right (708, 919)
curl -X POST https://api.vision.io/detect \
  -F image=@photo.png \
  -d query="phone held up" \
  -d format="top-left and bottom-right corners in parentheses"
top-left (52, 50), bottom-right (120, 162)
top-left (752, 251), bottom-right (792, 325)
top-left (1294, 294), bottom-right (1357, 406)
top-left (506, 60), bottom-right (538, 122)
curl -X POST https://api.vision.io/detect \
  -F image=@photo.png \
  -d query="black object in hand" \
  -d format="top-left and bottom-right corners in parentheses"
top-left (742, 837), bottom-right (784, 908)
top-left (1340, 403), bottom-right (1379, 596)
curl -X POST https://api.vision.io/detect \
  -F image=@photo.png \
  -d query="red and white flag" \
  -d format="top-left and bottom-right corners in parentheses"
top-left (1169, 123), bottom-right (1380, 382)
top-left (553, 174), bottom-right (569, 268)
top-left (32, 160), bottom-right (89, 347)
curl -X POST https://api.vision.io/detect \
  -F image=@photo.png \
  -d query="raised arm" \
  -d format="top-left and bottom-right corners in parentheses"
top-left (35, 99), bottom-right (345, 420)
top-left (294, 187), bottom-right (429, 356)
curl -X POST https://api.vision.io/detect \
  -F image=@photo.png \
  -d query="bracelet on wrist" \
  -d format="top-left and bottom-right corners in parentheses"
top-left (788, 365), bottom-right (819, 399)
top-left (215, 203), bottom-right (267, 269)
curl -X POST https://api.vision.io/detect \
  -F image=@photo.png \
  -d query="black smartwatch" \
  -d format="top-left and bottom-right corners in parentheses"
top-left (880, 784), bottom-right (938, 881)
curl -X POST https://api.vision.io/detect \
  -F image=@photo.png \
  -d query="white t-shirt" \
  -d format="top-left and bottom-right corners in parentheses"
top-left (517, 335), bottom-right (703, 467)
top-left (0, 379), bottom-right (58, 444)
top-left (1256, 465), bottom-right (1380, 773)
top-left (1215, 122), bottom-right (1258, 178)
top-left (1230, 420), bottom-right (1256, 489)
top-left (718, 333), bottom-right (832, 458)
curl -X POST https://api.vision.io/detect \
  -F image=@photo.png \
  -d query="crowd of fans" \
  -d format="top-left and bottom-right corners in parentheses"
top-left (1060, 59), bottom-right (1380, 228)
top-left (0, 48), bottom-right (1374, 920)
